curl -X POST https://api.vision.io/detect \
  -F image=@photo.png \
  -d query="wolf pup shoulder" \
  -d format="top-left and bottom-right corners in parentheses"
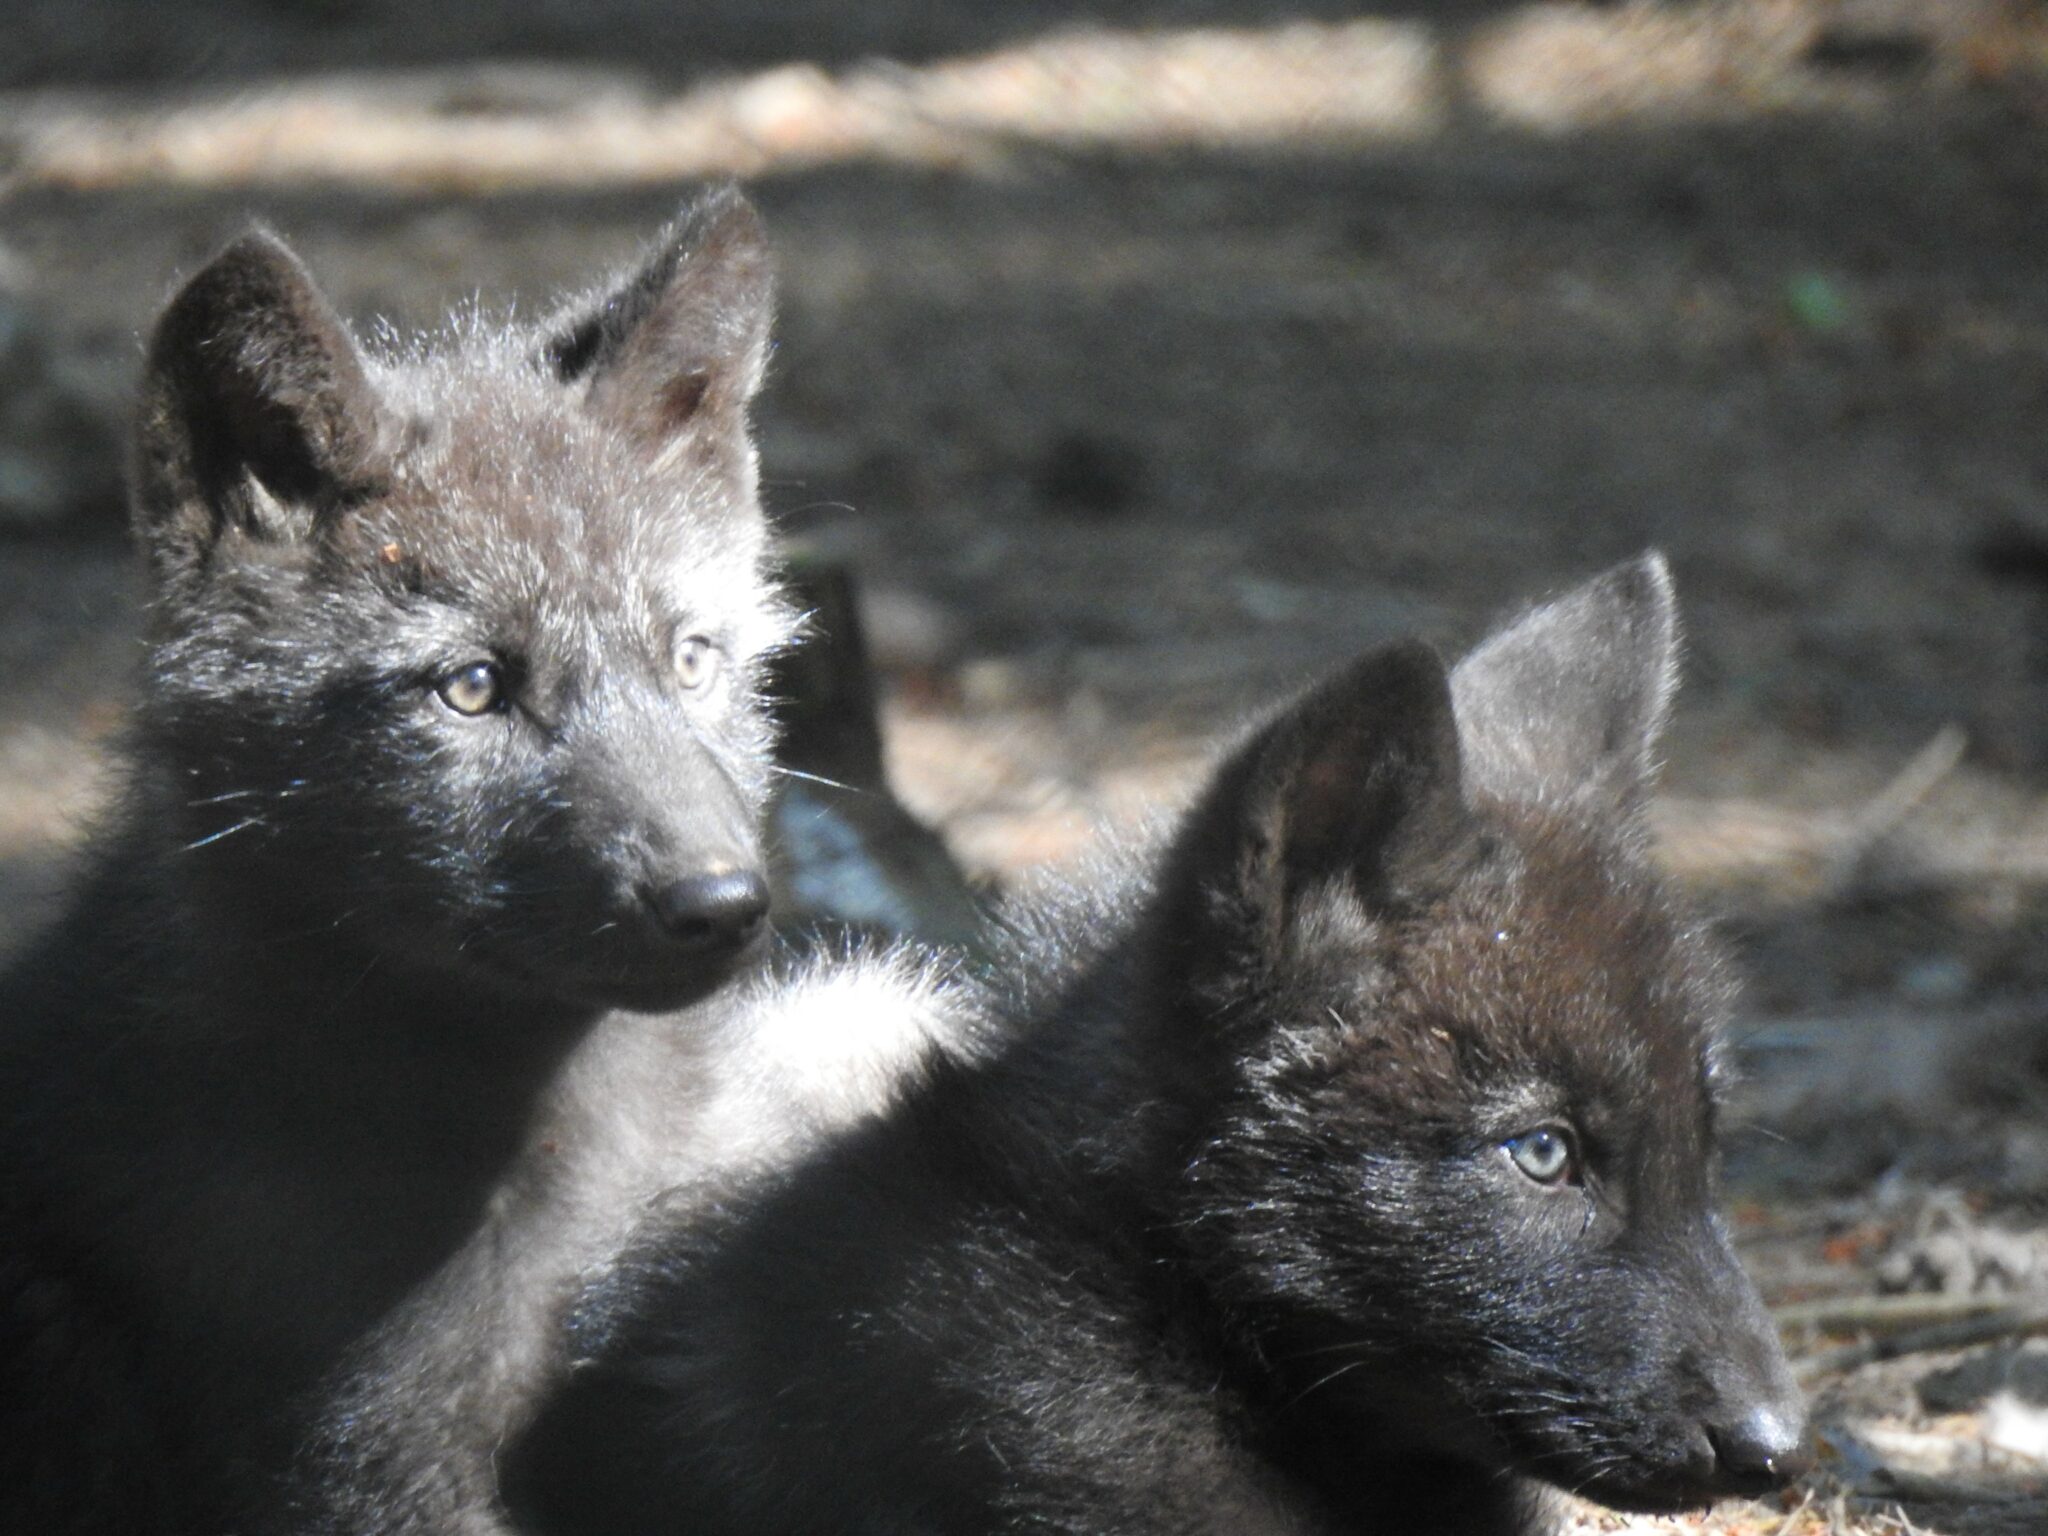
top-left (0, 189), bottom-right (793, 1533)
top-left (509, 556), bottom-right (1811, 1536)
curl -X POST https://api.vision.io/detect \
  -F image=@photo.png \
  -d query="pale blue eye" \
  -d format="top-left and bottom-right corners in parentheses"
top-left (675, 634), bottom-right (721, 691)
top-left (1505, 1126), bottom-right (1576, 1185)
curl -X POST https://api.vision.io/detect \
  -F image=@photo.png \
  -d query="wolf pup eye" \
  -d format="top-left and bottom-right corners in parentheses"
top-left (435, 661), bottom-right (505, 716)
top-left (675, 634), bottom-right (721, 692)
top-left (1504, 1126), bottom-right (1578, 1186)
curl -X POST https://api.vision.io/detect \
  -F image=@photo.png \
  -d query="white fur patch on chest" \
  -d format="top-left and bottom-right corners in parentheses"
top-left (705, 947), bottom-right (983, 1160)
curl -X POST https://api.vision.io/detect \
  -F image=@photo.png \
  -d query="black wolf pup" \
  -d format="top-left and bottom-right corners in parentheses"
top-left (0, 189), bottom-right (794, 1534)
top-left (510, 555), bottom-right (1810, 1536)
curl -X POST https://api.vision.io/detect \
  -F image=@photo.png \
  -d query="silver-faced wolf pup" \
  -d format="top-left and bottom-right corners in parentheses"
top-left (507, 556), bottom-right (1811, 1536)
top-left (0, 188), bottom-right (861, 1534)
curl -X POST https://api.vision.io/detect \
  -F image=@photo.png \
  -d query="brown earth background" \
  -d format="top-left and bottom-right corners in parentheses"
top-left (4, 2), bottom-right (2048, 1531)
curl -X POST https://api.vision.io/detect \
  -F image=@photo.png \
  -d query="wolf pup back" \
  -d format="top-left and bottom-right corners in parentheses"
top-left (0, 189), bottom-right (790, 1533)
top-left (511, 556), bottom-right (1809, 1536)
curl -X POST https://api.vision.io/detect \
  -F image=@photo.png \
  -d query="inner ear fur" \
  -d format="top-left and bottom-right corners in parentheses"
top-left (543, 185), bottom-right (775, 454)
top-left (1449, 551), bottom-right (1679, 819)
top-left (1169, 642), bottom-right (1475, 958)
top-left (134, 228), bottom-right (393, 580)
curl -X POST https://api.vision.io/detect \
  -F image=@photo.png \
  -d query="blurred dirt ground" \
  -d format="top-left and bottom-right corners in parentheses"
top-left (4, 2), bottom-right (2048, 1532)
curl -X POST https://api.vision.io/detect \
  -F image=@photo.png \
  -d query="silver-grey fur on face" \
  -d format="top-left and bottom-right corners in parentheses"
top-left (0, 188), bottom-right (963, 1536)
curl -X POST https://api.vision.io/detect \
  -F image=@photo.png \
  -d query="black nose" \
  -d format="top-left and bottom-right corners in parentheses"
top-left (645, 866), bottom-right (769, 951)
top-left (1706, 1406), bottom-right (1813, 1494)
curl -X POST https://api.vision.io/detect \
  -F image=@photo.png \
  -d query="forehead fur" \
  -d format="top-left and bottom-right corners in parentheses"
top-left (308, 324), bottom-right (792, 664)
top-left (1281, 806), bottom-right (1729, 1130)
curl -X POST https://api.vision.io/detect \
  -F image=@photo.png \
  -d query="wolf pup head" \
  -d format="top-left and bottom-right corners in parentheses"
top-left (127, 188), bottom-right (790, 1013)
top-left (1160, 555), bottom-right (1808, 1515)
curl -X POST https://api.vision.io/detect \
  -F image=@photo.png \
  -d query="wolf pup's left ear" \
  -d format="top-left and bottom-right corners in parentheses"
top-left (1171, 642), bottom-right (1474, 956)
top-left (1450, 551), bottom-right (1679, 820)
top-left (134, 229), bottom-right (396, 586)
top-left (545, 185), bottom-right (774, 460)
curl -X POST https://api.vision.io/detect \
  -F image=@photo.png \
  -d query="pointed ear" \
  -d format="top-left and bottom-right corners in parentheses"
top-left (1170, 642), bottom-right (1474, 956)
top-left (1449, 552), bottom-right (1679, 818)
top-left (134, 229), bottom-right (394, 580)
top-left (544, 185), bottom-right (774, 457)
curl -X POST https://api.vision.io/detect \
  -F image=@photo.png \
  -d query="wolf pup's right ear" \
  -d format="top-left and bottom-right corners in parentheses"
top-left (1171, 642), bottom-right (1476, 959)
top-left (544, 185), bottom-right (774, 462)
top-left (1449, 551), bottom-right (1679, 820)
top-left (134, 230), bottom-right (396, 585)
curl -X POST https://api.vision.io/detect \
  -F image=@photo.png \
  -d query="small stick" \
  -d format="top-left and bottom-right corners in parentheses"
top-left (1819, 724), bottom-right (1967, 894)
top-left (1791, 1304), bottom-right (2048, 1384)
top-left (1774, 1292), bottom-right (2018, 1335)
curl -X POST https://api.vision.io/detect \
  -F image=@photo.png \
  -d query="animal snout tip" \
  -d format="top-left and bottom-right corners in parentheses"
top-left (1707, 1404), bottom-right (1813, 1492)
top-left (645, 864), bottom-right (770, 951)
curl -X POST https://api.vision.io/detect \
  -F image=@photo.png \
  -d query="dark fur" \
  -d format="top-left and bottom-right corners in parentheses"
top-left (508, 557), bottom-right (1809, 1536)
top-left (0, 189), bottom-right (794, 1534)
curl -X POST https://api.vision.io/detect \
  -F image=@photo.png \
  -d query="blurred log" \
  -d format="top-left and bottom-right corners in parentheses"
top-left (766, 554), bottom-right (986, 952)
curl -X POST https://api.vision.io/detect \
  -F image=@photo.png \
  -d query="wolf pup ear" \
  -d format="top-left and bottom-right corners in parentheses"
top-left (545, 185), bottom-right (775, 458)
top-left (1174, 642), bottom-right (1473, 955)
top-left (134, 230), bottom-right (395, 582)
top-left (1449, 552), bottom-right (1679, 819)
